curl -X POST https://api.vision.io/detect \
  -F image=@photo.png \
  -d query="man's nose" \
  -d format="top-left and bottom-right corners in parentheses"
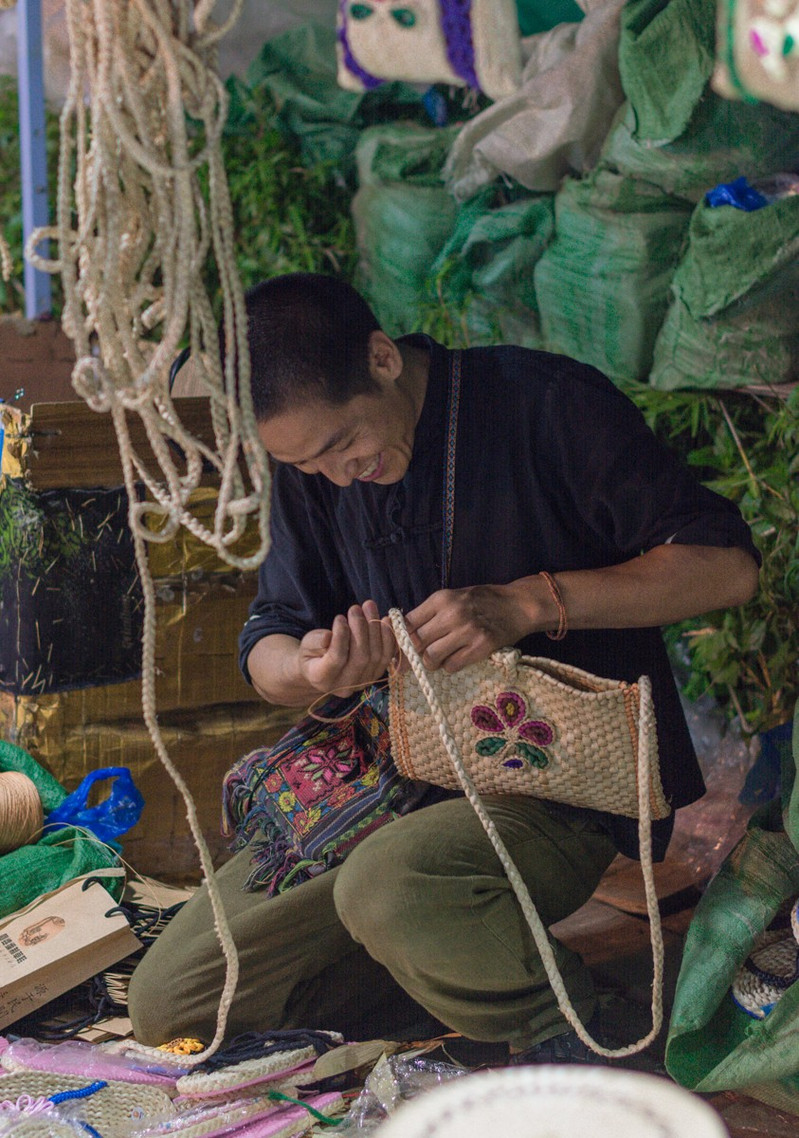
top-left (318, 454), bottom-right (355, 487)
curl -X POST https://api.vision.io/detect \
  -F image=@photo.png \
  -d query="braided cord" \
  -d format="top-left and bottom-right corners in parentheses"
top-left (22, 1), bottom-right (277, 1065)
top-left (388, 608), bottom-right (664, 1059)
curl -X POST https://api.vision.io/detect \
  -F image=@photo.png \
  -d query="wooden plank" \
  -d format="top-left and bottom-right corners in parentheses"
top-left (592, 853), bottom-right (704, 917)
top-left (19, 397), bottom-right (220, 489)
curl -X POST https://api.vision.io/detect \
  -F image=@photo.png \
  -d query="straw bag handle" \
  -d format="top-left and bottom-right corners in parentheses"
top-left (388, 608), bottom-right (664, 1059)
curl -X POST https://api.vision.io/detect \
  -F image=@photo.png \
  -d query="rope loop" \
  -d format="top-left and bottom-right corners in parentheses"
top-left (33, 1), bottom-right (272, 1064)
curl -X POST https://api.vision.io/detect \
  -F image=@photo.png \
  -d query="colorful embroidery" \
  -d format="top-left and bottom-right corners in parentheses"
top-left (222, 688), bottom-right (412, 894)
top-left (471, 690), bottom-right (554, 770)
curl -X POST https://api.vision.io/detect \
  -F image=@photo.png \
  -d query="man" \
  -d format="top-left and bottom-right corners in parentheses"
top-left (129, 272), bottom-right (759, 1061)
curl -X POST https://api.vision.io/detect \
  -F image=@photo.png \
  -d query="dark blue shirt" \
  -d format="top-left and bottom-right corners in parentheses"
top-left (240, 340), bottom-right (760, 856)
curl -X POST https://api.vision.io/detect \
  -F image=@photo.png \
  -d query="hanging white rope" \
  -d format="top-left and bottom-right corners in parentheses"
top-left (0, 233), bottom-right (11, 282)
top-left (26, 0), bottom-right (272, 1063)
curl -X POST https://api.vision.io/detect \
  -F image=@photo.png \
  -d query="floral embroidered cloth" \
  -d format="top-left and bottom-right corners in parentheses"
top-left (222, 687), bottom-right (428, 894)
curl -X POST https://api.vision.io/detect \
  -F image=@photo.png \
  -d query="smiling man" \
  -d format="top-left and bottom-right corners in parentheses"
top-left (129, 271), bottom-right (760, 1064)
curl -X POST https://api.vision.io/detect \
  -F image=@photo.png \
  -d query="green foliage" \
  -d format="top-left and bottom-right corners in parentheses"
top-left (200, 74), bottom-right (357, 311)
top-left (0, 479), bottom-right (83, 578)
top-left (0, 77), bottom-right (62, 315)
top-left (621, 380), bottom-right (799, 735)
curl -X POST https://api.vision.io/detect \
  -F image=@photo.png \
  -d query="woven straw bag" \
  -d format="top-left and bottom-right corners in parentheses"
top-left (388, 629), bottom-right (669, 822)
top-left (387, 608), bottom-right (670, 1059)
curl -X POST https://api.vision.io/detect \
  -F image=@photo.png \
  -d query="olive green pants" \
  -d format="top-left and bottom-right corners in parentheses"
top-left (128, 795), bottom-right (617, 1050)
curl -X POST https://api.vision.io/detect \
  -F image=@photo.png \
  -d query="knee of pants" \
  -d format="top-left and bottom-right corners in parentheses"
top-left (127, 945), bottom-right (169, 1045)
top-left (333, 828), bottom-right (421, 947)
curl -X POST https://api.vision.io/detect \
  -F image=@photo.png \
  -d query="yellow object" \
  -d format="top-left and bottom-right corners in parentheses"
top-left (158, 1037), bottom-right (206, 1055)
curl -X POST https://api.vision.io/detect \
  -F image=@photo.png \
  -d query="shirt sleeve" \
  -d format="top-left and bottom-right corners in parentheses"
top-left (540, 358), bottom-right (761, 564)
top-left (238, 465), bottom-right (354, 684)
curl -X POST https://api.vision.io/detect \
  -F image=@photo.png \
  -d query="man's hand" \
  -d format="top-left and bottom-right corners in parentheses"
top-left (298, 600), bottom-right (396, 696)
top-left (402, 545), bottom-right (760, 675)
top-left (404, 584), bottom-right (535, 673)
top-left (247, 600), bottom-right (396, 707)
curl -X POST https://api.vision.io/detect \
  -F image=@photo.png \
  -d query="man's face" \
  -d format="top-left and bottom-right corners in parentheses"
top-left (257, 383), bottom-right (418, 487)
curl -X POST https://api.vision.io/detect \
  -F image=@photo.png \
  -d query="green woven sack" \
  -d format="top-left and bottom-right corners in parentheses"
top-left (245, 23), bottom-right (427, 172)
top-left (0, 740), bottom-right (122, 919)
top-left (352, 122), bottom-right (461, 336)
top-left (430, 186), bottom-right (555, 348)
top-left (650, 194), bottom-right (799, 390)
top-left (603, 0), bottom-right (799, 202)
top-left (665, 704), bottom-right (799, 1115)
top-left (600, 98), bottom-right (799, 206)
top-left (533, 167), bottom-right (692, 382)
top-left (618, 0), bottom-right (717, 143)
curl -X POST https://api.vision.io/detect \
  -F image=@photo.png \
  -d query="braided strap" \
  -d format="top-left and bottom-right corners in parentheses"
top-left (388, 609), bottom-right (664, 1059)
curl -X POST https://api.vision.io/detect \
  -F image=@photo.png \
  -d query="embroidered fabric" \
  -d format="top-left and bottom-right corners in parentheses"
top-left (222, 688), bottom-right (427, 895)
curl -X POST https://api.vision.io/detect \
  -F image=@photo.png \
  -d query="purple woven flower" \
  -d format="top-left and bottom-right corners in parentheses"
top-left (471, 691), bottom-right (553, 769)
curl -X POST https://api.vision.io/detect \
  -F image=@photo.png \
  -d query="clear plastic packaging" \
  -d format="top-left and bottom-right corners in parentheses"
top-left (334, 1053), bottom-right (467, 1136)
top-left (1, 1038), bottom-right (184, 1086)
top-left (670, 694), bottom-right (760, 887)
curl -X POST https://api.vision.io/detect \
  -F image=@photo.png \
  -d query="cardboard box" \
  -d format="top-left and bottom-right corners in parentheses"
top-left (0, 870), bottom-right (140, 1030)
top-left (0, 692), bottom-right (301, 882)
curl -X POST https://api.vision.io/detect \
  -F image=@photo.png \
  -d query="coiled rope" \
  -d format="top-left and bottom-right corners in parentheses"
top-left (26, 0), bottom-right (272, 1064)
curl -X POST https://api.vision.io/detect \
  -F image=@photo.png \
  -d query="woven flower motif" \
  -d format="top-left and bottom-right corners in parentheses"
top-left (297, 740), bottom-right (359, 786)
top-left (471, 690), bottom-right (554, 770)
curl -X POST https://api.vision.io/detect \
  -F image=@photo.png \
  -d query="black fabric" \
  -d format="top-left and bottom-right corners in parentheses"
top-left (0, 483), bottom-right (142, 694)
top-left (239, 340), bottom-right (760, 857)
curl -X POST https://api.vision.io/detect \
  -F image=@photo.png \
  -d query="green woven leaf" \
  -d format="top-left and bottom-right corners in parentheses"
top-left (475, 737), bottom-right (506, 756)
top-left (517, 742), bottom-right (549, 768)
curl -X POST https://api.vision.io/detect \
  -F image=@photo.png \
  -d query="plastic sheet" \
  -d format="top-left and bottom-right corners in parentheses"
top-left (334, 1054), bottom-right (467, 1136)
top-left (669, 693), bottom-right (760, 887)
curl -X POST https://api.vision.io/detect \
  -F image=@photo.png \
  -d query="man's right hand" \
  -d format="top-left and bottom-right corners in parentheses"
top-left (299, 600), bottom-right (396, 696)
top-left (247, 599), bottom-right (396, 708)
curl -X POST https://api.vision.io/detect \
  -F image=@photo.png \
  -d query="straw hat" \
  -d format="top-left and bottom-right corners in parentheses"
top-left (374, 1066), bottom-right (729, 1138)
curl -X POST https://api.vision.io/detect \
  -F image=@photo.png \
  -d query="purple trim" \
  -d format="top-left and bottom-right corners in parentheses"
top-left (440, 0), bottom-right (479, 89)
top-left (338, 0), bottom-right (480, 92)
top-left (338, 0), bottom-right (383, 89)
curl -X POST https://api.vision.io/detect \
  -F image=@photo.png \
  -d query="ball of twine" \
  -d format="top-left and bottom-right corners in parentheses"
top-left (0, 771), bottom-right (44, 854)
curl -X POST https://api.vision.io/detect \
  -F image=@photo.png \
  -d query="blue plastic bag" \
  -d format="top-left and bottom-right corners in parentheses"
top-left (44, 766), bottom-right (144, 849)
top-left (705, 176), bottom-right (768, 211)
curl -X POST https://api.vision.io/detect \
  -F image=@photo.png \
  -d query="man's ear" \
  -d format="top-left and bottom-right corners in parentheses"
top-left (368, 330), bottom-right (403, 383)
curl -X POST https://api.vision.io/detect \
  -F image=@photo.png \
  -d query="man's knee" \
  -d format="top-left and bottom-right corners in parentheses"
top-left (333, 827), bottom-right (418, 944)
top-left (127, 943), bottom-right (172, 1045)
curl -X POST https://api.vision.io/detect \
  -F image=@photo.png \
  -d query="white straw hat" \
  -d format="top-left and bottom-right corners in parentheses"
top-left (374, 1065), bottom-right (729, 1138)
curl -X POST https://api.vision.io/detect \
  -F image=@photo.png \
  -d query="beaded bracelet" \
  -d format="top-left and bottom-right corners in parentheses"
top-left (539, 571), bottom-right (567, 641)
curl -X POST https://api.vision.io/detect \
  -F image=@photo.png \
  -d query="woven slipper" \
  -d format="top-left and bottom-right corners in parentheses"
top-left (731, 928), bottom-right (799, 1019)
top-left (0, 1037), bottom-right (179, 1088)
top-left (128, 1090), bottom-right (343, 1138)
top-left (0, 1119), bottom-right (77, 1138)
top-left (175, 1053), bottom-right (321, 1099)
top-left (174, 1030), bottom-right (342, 1099)
top-left (0, 1071), bottom-right (175, 1134)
